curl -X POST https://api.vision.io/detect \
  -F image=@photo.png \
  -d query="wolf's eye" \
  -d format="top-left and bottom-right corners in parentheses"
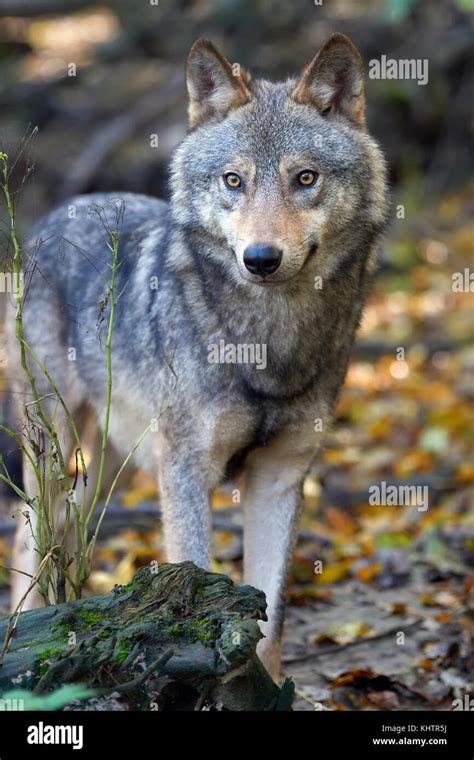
top-left (297, 170), bottom-right (317, 187)
top-left (224, 172), bottom-right (242, 189)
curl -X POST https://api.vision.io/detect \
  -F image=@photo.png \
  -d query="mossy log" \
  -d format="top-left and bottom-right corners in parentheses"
top-left (0, 562), bottom-right (293, 710)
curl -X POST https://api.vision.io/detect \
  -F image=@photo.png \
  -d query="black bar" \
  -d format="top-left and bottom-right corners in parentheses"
top-left (0, 709), bottom-right (471, 758)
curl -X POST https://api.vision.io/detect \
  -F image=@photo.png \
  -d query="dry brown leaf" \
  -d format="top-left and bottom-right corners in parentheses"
top-left (325, 507), bottom-right (358, 537)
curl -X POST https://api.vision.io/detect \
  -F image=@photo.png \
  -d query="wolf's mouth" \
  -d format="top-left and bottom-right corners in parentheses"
top-left (234, 241), bottom-right (319, 285)
top-left (303, 242), bottom-right (319, 266)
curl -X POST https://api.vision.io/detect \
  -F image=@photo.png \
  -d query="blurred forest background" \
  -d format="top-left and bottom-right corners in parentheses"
top-left (0, 0), bottom-right (472, 710)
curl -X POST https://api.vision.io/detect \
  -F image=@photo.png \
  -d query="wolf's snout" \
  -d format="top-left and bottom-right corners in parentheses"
top-left (243, 244), bottom-right (282, 276)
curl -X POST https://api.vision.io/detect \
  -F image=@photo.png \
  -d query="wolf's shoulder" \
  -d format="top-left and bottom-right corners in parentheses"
top-left (26, 192), bottom-right (169, 299)
top-left (30, 192), bottom-right (168, 242)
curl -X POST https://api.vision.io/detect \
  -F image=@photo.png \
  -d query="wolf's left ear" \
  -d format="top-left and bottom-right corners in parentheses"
top-left (292, 33), bottom-right (365, 128)
top-left (186, 39), bottom-right (252, 128)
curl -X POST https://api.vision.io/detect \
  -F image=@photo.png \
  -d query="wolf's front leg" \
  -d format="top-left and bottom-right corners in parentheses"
top-left (157, 450), bottom-right (213, 570)
top-left (243, 433), bottom-right (317, 680)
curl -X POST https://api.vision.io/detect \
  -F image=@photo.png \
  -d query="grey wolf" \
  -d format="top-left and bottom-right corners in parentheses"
top-left (6, 33), bottom-right (389, 679)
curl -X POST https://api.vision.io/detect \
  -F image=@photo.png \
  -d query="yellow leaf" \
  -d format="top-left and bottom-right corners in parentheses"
top-left (456, 464), bottom-right (474, 484)
top-left (394, 450), bottom-right (434, 477)
top-left (315, 559), bottom-right (353, 585)
top-left (88, 553), bottom-right (135, 594)
top-left (121, 484), bottom-right (158, 508)
top-left (356, 562), bottom-right (382, 583)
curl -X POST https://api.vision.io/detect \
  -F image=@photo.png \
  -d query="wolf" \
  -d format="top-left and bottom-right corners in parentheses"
top-left (6, 33), bottom-right (388, 679)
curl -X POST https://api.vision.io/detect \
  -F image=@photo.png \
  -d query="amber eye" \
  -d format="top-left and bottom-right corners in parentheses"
top-left (224, 172), bottom-right (242, 189)
top-left (297, 170), bottom-right (317, 187)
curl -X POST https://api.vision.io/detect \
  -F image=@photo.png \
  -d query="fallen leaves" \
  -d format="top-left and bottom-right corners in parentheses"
top-left (419, 590), bottom-right (461, 610)
top-left (389, 602), bottom-right (407, 615)
top-left (324, 507), bottom-right (358, 537)
top-left (366, 690), bottom-right (400, 710)
top-left (314, 559), bottom-right (354, 585)
top-left (314, 622), bottom-right (374, 647)
top-left (355, 561), bottom-right (383, 583)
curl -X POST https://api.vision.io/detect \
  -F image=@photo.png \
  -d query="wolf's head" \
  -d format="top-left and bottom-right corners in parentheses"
top-left (170, 34), bottom-right (388, 286)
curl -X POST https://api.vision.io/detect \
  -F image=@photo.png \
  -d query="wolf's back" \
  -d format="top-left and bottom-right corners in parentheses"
top-left (3, 191), bottom-right (169, 415)
top-left (26, 192), bottom-right (168, 293)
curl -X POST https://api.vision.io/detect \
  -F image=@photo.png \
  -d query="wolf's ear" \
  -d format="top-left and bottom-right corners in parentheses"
top-left (292, 33), bottom-right (365, 127)
top-left (186, 39), bottom-right (252, 128)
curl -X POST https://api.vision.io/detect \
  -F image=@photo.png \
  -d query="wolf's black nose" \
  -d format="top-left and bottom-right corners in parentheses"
top-left (243, 244), bottom-right (282, 276)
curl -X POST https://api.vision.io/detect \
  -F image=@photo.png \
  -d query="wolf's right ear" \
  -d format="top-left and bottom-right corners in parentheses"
top-left (292, 33), bottom-right (366, 128)
top-left (186, 39), bottom-right (252, 128)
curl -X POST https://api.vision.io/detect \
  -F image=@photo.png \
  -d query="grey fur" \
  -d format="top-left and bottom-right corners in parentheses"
top-left (6, 34), bottom-right (389, 678)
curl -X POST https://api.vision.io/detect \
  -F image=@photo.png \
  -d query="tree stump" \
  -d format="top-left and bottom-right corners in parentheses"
top-left (0, 562), bottom-right (293, 711)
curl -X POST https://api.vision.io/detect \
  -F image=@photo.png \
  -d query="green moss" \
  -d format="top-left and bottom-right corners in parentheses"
top-left (35, 645), bottom-right (66, 676)
top-left (22, 638), bottom-right (43, 648)
top-left (95, 627), bottom-right (113, 640)
top-left (52, 634), bottom-right (70, 644)
top-left (50, 620), bottom-right (73, 638)
top-left (77, 609), bottom-right (103, 626)
top-left (37, 646), bottom-right (64, 661)
top-left (163, 616), bottom-right (215, 646)
top-left (50, 607), bottom-right (103, 637)
top-left (114, 639), bottom-right (132, 666)
top-left (165, 623), bottom-right (181, 640)
top-left (121, 577), bottom-right (141, 592)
